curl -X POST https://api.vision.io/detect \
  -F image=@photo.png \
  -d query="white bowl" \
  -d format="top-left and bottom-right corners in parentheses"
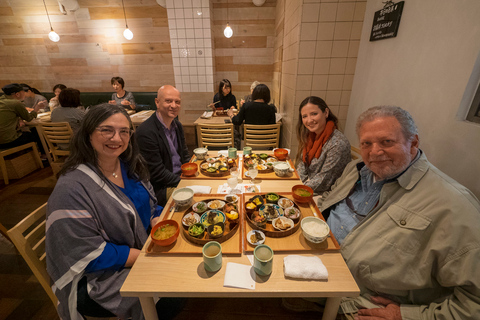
top-left (247, 230), bottom-right (265, 246)
top-left (224, 194), bottom-right (239, 203)
top-left (272, 216), bottom-right (294, 231)
top-left (207, 199), bottom-right (225, 210)
top-left (193, 148), bottom-right (208, 160)
top-left (273, 162), bottom-right (289, 177)
top-left (192, 201), bottom-right (208, 213)
top-left (172, 187), bottom-right (194, 207)
top-left (278, 198), bottom-right (294, 209)
top-left (301, 216), bottom-right (330, 243)
top-left (182, 212), bottom-right (200, 227)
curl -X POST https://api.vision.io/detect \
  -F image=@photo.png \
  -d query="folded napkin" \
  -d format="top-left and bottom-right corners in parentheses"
top-left (224, 262), bottom-right (256, 290)
top-left (186, 185), bottom-right (212, 194)
top-left (201, 111), bottom-right (213, 119)
top-left (284, 255), bottom-right (328, 280)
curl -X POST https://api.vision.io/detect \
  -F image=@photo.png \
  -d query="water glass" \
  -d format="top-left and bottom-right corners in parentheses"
top-left (227, 177), bottom-right (238, 194)
top-left (248, 167), bottom-right (258, 184)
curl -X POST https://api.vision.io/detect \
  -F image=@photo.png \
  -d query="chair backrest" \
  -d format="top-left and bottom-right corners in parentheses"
top-left (351, 146), bottom-right (361, 160)
top-left (244, 123), bottom-right (281, 150)
top-left (7, 203), bottom-right (57, 307)
top-left (196, 123), bottom-right (234, 149)
top-left (38, 122), bottom-right (73, 162)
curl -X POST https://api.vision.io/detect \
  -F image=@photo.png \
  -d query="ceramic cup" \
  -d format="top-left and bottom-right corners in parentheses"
top-left (243, 146), bottom-right (252, 155)
top-left (228, 147), bottom-right (237, 159)
top-left (202, 241), bottom-right (222, 272)
top-left (253, 244), bottom-right (274, 276)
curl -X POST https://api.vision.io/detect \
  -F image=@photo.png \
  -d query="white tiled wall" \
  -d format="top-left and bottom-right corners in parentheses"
top-left (166, 0), bottom-right (215, 92)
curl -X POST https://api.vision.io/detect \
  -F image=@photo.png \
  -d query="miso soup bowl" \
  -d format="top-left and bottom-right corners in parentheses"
top-left (151, 220), bottom-right (180, 246)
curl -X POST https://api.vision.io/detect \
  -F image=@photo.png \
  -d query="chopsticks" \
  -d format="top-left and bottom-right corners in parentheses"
top-left (166, 203), bottom-right (176, 220)
top-left (309, 202), bottom-right (319, 218)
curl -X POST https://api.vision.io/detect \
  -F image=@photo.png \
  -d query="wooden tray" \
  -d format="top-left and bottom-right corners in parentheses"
top-left (146, 194), bottom-right (243, 255)
top-left (181, 155), bottom-right (243, 180)
top-left (242, 158), bottom-right (299, 180)
top-left (243, 154), bottom-right (277, 173)
top-left (242, 193), bottom-right (340, 252)
top-left (181, 199), bottom-right (240, 244)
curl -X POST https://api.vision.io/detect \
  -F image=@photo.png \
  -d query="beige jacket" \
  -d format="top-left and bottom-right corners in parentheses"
top-left (318, 153), bottom-right (480, 320)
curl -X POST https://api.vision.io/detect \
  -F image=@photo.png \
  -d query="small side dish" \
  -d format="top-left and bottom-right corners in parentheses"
top-left (192, 201), bottom-right (207, 214)
top-left (272, 217), bottom-right (294, 231)
top-left (182, 212), bottom-right (200, 227)
top-left (188, 223), bottom-right (205, 238)
top-left (207, 199), bottom-right (225, 210)
top-left (247, 230), bottom-right (265, 246)
top-left (278, 198), bottom-right (294, 209)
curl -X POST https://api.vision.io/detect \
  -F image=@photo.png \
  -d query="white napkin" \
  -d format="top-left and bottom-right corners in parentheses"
top-left (186, 185), bottom-right (212, 194)
top-left (224, 263), bottom-right (256, 290)
top-left (201, 111), bottom-right (213, 118)
top-left (283, 255), bottom-right (328, 280)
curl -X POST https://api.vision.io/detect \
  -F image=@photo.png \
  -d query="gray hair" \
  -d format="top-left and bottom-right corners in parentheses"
top-left (250, 81), bottom-right (260, 91)
top-left (356, 106), bottom-right (418, 141)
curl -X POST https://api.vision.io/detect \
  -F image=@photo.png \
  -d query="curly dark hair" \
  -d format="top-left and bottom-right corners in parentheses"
top-left (58, 103), bottom-right (149, 182)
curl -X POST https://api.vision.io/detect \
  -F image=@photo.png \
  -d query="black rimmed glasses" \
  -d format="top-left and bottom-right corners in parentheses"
top-left (95, 126), bottom-right (133, 140)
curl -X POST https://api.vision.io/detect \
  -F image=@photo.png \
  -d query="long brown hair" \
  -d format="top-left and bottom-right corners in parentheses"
top-left (295, 96), bottom-right (338, 162)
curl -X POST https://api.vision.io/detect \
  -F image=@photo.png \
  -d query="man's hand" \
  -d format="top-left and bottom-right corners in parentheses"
top-left (357, 296), bottom-right (402, 320)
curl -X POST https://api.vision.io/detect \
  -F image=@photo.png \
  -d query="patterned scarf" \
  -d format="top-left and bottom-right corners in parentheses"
top-left (302, 120), bottom-right (336, 165)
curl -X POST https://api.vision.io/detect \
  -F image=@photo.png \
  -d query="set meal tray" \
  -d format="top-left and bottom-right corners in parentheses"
top-left (180, 155), bottom-right (243, 180)
top-left (242, 154), bottom-right (299, 180)
top-left (242, 192), bottom-right (340, 252)
top-left (146, 194), bottom-right (243, 255)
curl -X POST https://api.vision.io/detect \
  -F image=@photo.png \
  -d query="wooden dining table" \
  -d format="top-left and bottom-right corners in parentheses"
top-left (120, 151), bottom-right (359, 320)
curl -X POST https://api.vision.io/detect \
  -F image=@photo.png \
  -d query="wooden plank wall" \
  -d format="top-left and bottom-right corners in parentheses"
top-left (0, 0), bottom-right (173, 93)
top-left (212, 0), bottom-right (276, 104)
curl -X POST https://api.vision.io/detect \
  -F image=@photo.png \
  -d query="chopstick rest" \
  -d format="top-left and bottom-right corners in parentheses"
top-left (283, 255), bottom-right (328, 280)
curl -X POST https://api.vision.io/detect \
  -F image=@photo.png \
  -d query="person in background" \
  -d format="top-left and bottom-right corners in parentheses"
top-left (48, 83), bottom-right (67, 111)
top-left (20, 83), bottom-right (48, 112)
top-left (228, 84), bottom-right (276, 126)
top-left (317, 106), bottom-right (480, 319)
top-left (136, 85), bottom-right (189, 206)
top-left (210, 79), bottom-right (236, 111)
top-left (46, 104), bottom-right (163, 320)
top-left (295, 96), bottom-right (351, 195)
top-left (50, 87), bottom-right (85, 135)
top-left (0, 83), bottom-right (44, 153)
top-left (109, 76), bottom-right (136, 110)
top-left (240, 80), bottom-right (260, 107)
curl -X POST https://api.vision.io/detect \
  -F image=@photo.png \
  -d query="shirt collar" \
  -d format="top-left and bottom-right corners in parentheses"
top-left (156, 112), bottom-right (177, 131)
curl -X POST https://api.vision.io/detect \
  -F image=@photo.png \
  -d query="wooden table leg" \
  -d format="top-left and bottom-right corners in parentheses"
top-left (322, 297), bottom-right (341, 320)
top-left (139, 297), bottom-right (159, 320)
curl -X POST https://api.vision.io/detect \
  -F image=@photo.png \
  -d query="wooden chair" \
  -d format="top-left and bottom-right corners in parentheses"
top-left (196, 123), bottom-right (234, 149)
top-left (243, 123), bottom-right (281, 150)
top-left (0, 142), bottom-right (43, 185)
top-left (38, 122), bottom-right (73, 176)
top-left (351, 146), bottom-right (361, 160)
top-left (7, 203), bottom-right (57, 307)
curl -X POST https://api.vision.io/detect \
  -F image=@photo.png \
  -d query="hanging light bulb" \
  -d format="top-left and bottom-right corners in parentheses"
top-left (48, 28), bottom-right (60, 42)
top-left (123, 27), bottom-right (133, 40)
top-left (43, 0), bottom-right (60, 42)
top-left (224, 23), bottom-right (233, 38)
top-left (121, 0), bottom-right (133, 40)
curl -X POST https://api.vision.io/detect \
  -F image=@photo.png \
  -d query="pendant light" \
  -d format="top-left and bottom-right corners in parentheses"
top-left (224, 0), bottom-right (233, 38)
top-left (42, 0), bottom-right (60, 42)
top-left (122, 0), bottom-right (133, 40)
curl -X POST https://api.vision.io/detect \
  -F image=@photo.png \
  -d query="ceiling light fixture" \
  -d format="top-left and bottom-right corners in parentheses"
top-left (121, 0), bottom-right (133, 40)
top-left (224, 0), bottom-right (233, 38)
top-left (42, 0), bottom-right (60, 42)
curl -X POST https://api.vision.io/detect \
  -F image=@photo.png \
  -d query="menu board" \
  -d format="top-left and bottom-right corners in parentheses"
top-left (369, 1), bottom-right (404, 41)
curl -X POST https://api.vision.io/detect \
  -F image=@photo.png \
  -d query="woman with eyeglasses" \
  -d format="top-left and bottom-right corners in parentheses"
top-left (45, 104), bottom-right (164, 319)
top-left (296, 96), bottom-right (351, 195)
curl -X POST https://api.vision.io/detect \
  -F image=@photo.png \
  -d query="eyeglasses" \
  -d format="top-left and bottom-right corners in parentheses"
top-left (95, 126), bottom-right (133, 139)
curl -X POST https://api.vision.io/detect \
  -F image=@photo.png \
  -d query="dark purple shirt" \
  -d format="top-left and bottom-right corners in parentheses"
top-left (156, 112), bottom-right (181, 175)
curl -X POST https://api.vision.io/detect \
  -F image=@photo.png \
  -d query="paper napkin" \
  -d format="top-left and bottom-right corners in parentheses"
top-left (223, 262), bottom-right (256, 290)
top-left (186, 185), bottom-right (212, 194)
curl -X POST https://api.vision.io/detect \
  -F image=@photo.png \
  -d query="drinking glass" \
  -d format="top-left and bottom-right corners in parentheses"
top-left (248, 167), bottom-right (258, 184)
top-left (227, 177), bottom-right (238, 194)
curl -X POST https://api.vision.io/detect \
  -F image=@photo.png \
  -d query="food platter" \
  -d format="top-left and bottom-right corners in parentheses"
top-left (199, 155), bottom-right (237, 177)
top-left (181, 198), bottom-right (240, 245)
top-left (242, 193), bottom-right (341, 252)
top-left (243, 153), bottom-right (278, 173)
top-left (244, 193), bottom-right (302, 238)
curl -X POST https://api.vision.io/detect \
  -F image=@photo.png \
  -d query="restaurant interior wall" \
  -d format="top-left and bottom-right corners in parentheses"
top-left (274, 0), bottom-right (366, 161)
top-left (212, 0), bottom-right (276, 102)
top-left (345, 0), bottom-right (480, 197)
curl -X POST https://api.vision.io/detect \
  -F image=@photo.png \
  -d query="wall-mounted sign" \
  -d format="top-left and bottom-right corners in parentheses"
top-left (370, 1), bottom-right (404, 41)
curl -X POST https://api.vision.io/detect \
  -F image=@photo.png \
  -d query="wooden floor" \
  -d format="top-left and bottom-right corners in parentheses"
top-left (0, 167), bottom-right (326, 320)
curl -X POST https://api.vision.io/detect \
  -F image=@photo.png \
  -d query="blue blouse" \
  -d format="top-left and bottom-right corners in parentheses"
top-left (85, 163), bottom-right (163, 272)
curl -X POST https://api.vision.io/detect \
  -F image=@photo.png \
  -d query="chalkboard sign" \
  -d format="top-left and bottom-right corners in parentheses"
top-left (370, 1), bottom-right (404, 41)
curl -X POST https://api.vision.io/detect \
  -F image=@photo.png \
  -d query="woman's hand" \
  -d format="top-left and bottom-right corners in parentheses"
top-left (121, 99), bottom-right (130, 106)
top-left (208, 103), bottom-right (215, 111)
top-left (125, 248), bottom-right (141, 267)
top-left (227, 108), bottom-right (234, 118)
top-left (151, 216), bottom-right (160, 227)
top-left (108, 100), bottom-right (116, 105)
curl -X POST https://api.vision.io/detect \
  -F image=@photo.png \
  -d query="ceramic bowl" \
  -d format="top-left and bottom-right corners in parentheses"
top-left (274, 148), bottom-right (289, 160)
top-left (207, 222), bottom-right (225, 239)
top-left (272, 216), bottom-right (294, 231)
top-left (207, 199), bottom-right (225, 210)
top-left (188, 223), bottom-right (205, 238)
top-left (301, 216), bottom-right (330, 243)
top-left (224, 194), bottom-right (239, 204)
top-left (292, 185), bottom-right (314, 204)
top-left (247, 230), bottom-right (266, 246)
top-left (265, 193), bottom-right (280, 204)
top-left (182, 212), bottom-right (200, 227)
top-left (278, 198), bottom-right (294, 209)
top-left (273, 162), bottom-right (290, 177)
top-left (200, 210), bottom-right (226, 226)
top-left (193, 147), bottom-right (208, 160)
top-left (192, 201), bottom-right (208, 214)
top-left (172, 188), bottom-right (194, 207)
top-left (284, 206), bottom-right (301, 221)
top-left (150, 220), bottom-right (179, 246)
top-left (181, 163), bottom-right (198, 177)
